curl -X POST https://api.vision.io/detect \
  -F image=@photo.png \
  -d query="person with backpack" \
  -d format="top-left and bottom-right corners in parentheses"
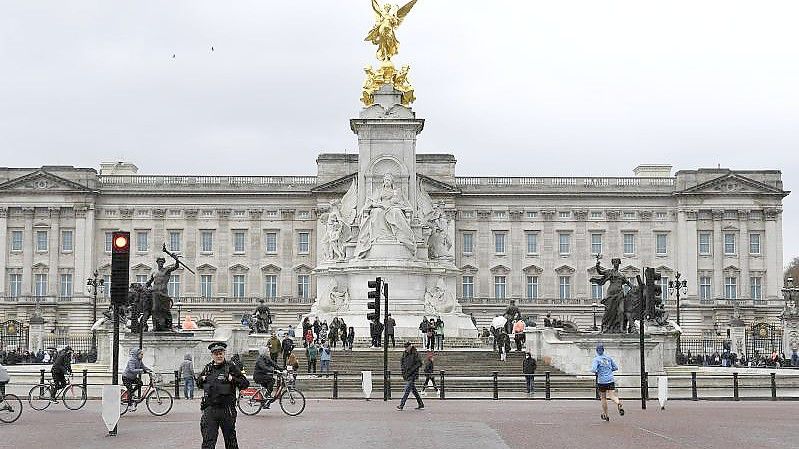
top-left (281, 334), bottom-right (295, 367)
top-left (198, 342), bottom-right (249, 448)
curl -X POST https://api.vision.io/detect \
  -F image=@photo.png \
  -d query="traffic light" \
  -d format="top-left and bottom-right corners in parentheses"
top-left (644, 267), bottom-right (662, 319)
top-left (110, 231), bottom-right (130, 305)
top-left (367, 277), bottom-right (382, 321)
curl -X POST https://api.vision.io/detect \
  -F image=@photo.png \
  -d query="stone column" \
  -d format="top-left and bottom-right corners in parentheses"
top-left (712, 210), bottom-right (724, 300)
top-left (678, 210), bottom-right (698, 297)
top-left (22, 207), bottom-right (34, 294)
top-left (738, 210), bottom-right (750, 300)
top-left (48, 207), bottom-right (61, 298)
top-left (0, 207), bottom-right (7, 294)
top-left (764, 208), bottom-right (782, 299)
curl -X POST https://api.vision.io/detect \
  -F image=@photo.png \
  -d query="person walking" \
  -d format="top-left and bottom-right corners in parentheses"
top-left (513, 319), bottom-right (526, 351)
top-left (396, 342), bottom-right (424, 411)
top-left (281, 334), bottom-right (294, 367)
top-left (306, 343), bottom-right (319, 375)
top-left (421, 351), bottom-right (438, 394)
top-left (523, 352), bottom-right (536, 395)
top-left (320, 343), bottom-right (332, 377)
top-left (180, 353), bottom-right (196, 400)
top-left (385, 314), bottom-right (396, 348)
top-left (198, 342), bottom-right (249, 449)
top-left (591, 343), bottom-right (624, 422)
top-left (268, 333), bottom-right (282, 363)
top-left (346, 327), bottom-right (355, 351)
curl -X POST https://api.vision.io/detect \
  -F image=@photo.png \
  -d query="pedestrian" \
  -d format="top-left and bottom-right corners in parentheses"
top-left (329, 325), bottom-right (339, 349)
top-left (304, 328), bottom-right (314, 349)
top-left (313, 318), bottom-right (321, 343)
top-left (591, 343), bottom-right (624, 422)
top-left (122, 348), bottom-right (151, 411)
top-left (180, 353), bottom-right (196, 400)
top-left (198, 342), bottom-right (249, 449)
top-left (281, 334), bottom-right (294, 367)
top-left (421, 351), bottom-right (438, 394)
top-left (268, 333), bottom-right (282, 363)
top-left (320, 343), bottom-right (332, 377)
top-left (523, 352), bottom-right (536, 394)
top-left (385, 314), bottom-right (396, 348)
top-left (498, 329), bottom-right (510, 361)
top-left (287, 325), bottom-right (295, 338)
top-left (307, 343), bottom-right (318, 374)
top-left (286, 352), bottom-right (300, 374)
top-left (419, 316), bottom-right (430, 350)
top-left (396, 342), bottom-right (424, 411)
top-left (435, 317), bottom-right (444, 350)
top-left (543, 313), bottom-right (552, 327)
top-left (346, 326), bottom-right (355, 351)
top-left (513, 319), bottom-right (526, 351)
top-left (426, 319), bottom-right (435, 351)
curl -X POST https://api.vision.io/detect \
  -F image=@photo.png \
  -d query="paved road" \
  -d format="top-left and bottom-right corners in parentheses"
top-left (2, 398), bottom-right (795, 449)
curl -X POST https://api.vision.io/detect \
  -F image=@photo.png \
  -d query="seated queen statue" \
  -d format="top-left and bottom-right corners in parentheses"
top-left (355, 173), bottom-right (416, 258)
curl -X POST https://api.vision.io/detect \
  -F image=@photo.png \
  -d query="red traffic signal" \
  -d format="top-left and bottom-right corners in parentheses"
top-left (112, 231), bottom-right (130, 253)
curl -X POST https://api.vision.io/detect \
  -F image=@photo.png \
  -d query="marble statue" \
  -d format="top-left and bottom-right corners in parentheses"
top-left (316, 280), bottom-right (351, 314)
top-left (417, 183), bottom-right (452, 260)
top-left (320, 182), bottom-right (357, 261)
top-left (355, 173), bottom-right (415, 258)
top-left (424, 278), bottom-right (456, 314)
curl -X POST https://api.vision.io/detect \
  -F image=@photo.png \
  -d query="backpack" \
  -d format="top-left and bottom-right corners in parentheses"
top-left (284, 339), bottom-right (295, 353)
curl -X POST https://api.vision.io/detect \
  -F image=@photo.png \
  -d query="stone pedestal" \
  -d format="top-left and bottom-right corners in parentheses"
top-left (730, 325), bottom-right (747, 357)
top-left (27, 315), bottom-right (45, 352)
top-left (782, 315), bottom-right (799, 354)
top-left (525, 325), bottom-right (679, 387)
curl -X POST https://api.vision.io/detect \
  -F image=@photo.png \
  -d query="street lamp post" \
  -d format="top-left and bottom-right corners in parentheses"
top-left (591, 302), bottom-right (598, 331)
top-left (86, 270), bottom-right (105, 352)
top-left (668, 271), bottom-right (688, 356)
top-left (176, 301), bottom-right (183, 330)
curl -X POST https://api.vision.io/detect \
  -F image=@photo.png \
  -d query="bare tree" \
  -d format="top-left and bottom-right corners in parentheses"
top-left (785, 257), bottom-right (799, 284)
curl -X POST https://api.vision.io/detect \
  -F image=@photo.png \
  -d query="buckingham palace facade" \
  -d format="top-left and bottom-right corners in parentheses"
top-left (0, 159), bottom-right (788, 339)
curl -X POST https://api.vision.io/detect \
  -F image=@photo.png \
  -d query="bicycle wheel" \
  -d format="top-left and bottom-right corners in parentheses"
top-left (27, 385), bottom-right (52, 411)
top-left (145, 388), bottom-right (174, 416)
top-left (279, 388), bottom-right (305, 416)
top-left (0, 394), bottom-right (23, 423)
top-left (62, 384), bottom-right (87, 410)
top-left (236, 390), bottom-right (263, 416)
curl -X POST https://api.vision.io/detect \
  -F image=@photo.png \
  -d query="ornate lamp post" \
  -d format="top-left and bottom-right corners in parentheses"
top-left (175, 301), bottom-right (183, 330)
top-left (86, 270), bottom-right (105, 351)
top-left (668, 271), bottom-right (688, 354)
top-left (591, 302), bottom-right (599, 331)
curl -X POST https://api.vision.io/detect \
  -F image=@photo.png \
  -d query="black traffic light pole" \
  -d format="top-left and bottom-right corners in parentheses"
top-left (637, 273), bottom-right (646, 410)
top-left (110, 231), bottom-right (130, 436)
top-left (383, 282), bottom-right (389, 402)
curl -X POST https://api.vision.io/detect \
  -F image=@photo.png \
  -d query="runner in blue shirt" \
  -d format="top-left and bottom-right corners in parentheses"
top-left (591, 343), bottom-right (625, 421)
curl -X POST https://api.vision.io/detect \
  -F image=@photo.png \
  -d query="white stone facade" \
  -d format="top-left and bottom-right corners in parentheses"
top-left (0, 160), bottom-right (788, 340)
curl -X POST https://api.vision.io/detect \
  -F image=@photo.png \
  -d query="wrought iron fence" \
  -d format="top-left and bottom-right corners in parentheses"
top-left (42, 333), bottom-right (94, 354)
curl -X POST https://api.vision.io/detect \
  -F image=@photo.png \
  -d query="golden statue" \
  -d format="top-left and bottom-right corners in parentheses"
top-left (365, 0), bottom-right (418, 63)
top-left (361, 1), bottom-right (418, 106)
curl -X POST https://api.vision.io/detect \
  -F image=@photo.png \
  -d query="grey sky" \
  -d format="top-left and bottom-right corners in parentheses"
top-left (1, 1), bottom-right (797, 265)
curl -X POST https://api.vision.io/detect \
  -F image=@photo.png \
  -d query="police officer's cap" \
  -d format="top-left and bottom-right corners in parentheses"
top-left (208, 342), bottom-right (227, 352)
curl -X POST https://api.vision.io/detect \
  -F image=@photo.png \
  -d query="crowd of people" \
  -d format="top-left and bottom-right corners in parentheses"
top-left (680, 348), bottom-right (799, 368)
top-left (0, 347), bottom-right (96, 365)
top-left (300, 316), bottom-right (355, 350)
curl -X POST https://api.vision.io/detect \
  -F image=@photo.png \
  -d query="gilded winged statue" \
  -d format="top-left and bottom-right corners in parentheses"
top-left (365, 0), bottom-right (418, 62)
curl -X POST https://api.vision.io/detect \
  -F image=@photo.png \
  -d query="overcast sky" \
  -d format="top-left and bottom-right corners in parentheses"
top-left (1, 1), bottom-right (797, 265)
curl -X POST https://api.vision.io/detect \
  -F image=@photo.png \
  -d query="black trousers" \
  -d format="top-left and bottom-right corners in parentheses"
top-left (200, 404), bottom-right (239, 449)
top-left (123, 377), bottom-right (143, 406)
top-left (387, 333), bottom-right (395, 347)
top-left (308, 359), bottom-right (317, 373)
top-left (422, 374), bottom-right (438, 390)
top-left (52, 371), bottom-right (67, 398)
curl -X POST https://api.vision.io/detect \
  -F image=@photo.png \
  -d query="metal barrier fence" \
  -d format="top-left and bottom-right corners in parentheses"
top-left (41, 334), bottom-right (94, 353)
top-left (5, 369), bottom-right (799, 402)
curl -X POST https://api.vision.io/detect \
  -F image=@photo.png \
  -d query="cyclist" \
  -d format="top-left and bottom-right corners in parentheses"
top-left (122, 348), bottom-right (152, 412)
top-left (253, 346), bottom-right (279, 409)
top-left (0, 360), bottom-right (10, 410)
top-left (50, 346), bottom-right (73, 402)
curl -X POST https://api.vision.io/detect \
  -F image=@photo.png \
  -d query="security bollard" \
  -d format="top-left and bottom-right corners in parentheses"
top-left (545, 371), bottom-right (551, 400)
top-left (643, 371), bottom-right (649, 400)
top-left (174, 371), bottom-right (181, 399)
top-left (386, 370), bottom-right (392, 400)
top-left (771, 372), bottom-right (777, 400)
top-left (733, 372), bottom-right (739, 401)
top-left (333, 371), bottom-right (339, 399)
top-left (492, 371), bottom-right (499, 400)
top-left (691, 371), bottom-right (698, 401)
top-left (82, 369), bottom-right (88, 391)
top-left (439, 370), bottom-right (445, 400)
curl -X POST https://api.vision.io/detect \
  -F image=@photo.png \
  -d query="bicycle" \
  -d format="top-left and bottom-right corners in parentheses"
top-left (0, 391), bottom-right (23, 424)
top-left (28, 373), bottom-right (87, 411)
top-left (120, 372), bottom-right (174, 416)
top-left (237, 369), bottom-right (305, 416)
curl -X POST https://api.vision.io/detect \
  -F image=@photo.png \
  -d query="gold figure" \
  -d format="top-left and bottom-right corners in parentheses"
top-left (361, 63), bottom-right (416, 106)
top-left (365, 0), bottom-right (418, 63)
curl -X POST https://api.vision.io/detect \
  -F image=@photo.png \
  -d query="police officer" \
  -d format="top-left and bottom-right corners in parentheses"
top-left (197, 342), bottom-right (249, 449)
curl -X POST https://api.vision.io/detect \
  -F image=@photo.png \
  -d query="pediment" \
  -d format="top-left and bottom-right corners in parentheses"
top-left (490, 264), bottom-right (510, 274)
top-left (293, 264), bottom-right (313, 273)
top-left (311, 173), bottom-right (357, 194)
top-left (0, 170), bottom-right (96, 194)
top-left (523, 264), bottom-right (543, 274)
top-left (260, 264), bottom-right (281, 272)
top-left (131, 263), bottom-right (152, 271)
top-left (196, 263), bottom-right (217, 272)
top-left (724, 265), bottom-right (740, 273)
top-left (97, 263), bottom-right (111, 271)
top-left (555, 265), bottom-right (575, 275)
top-left (31, 262), bottom-right (49, 270)
top-left (460, 264), bottom-right (478, 273)
top-left (229, 263), bottom-right (249, 272)
top-left (654, 265), bottom-right (673, 274)
top-left (621, 265), bottom-right (641, 274)
top-left (417, 174), bottom-right (459, 194)
top-left (680, 173), bottom-right (786, 196)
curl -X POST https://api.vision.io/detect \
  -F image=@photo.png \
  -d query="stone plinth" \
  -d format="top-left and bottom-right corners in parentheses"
top-left (525, 326), bottom-right (679, 386)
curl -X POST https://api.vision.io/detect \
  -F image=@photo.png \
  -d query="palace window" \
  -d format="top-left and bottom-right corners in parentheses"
top-left (559, 276), bottom-right (571, 299)
top-left (233, 231), bottom-right (246, 254)
top-left (59, 273), bottom-right (73, 299)
top-left (494, 232), bottom-right (506, 254)
top-left (9, 274), bottom-right (22, 298)
top-left (61, 230), bottom-right (73, 253)
top-left (297, 275), bottom-right (310, 299)
top-left (34, 274), bottom-right (48, 297)
top-left (526, 232), bottom-right (538, 254)
top-left (462, 233), bottom-right (474, 254)
top-left (297, 232), bottom-right (310, 254)
top-left (200, 231), bottom-right (214, 253)
top-left (168, 274), bottom-right (180, 299)
top-left (137, 231), bottom-right (149, 252)
top-left (623, 233), bottom-right (636, 255)
top-left (700, 276), bottom-right (712, 300)
top-left (698, 232), bottom-right (712, 255)
top-left (232, 274), bottom-right (246, 298)
top-left (494, 276), bottom-right (506, 299)
top-left (750, 276), bottom-right (762, 300)
top-left (265, 232), bottom-right (278, 254)
top-left (200, 275), bottom-right (213, 298)
top-left (169, 231), bottom-right (182, 253)
top-left (749, 233), bottom-right (761, 255)
top-left (10, 230), bottom-right (23, 252)
top-left (104, 232), bottom-right (113, 252)
top-left (724, 276), bottom-right (737, 299)
top-left (656, 233), bottom-right (668, 256)
top-left (591, 283), bottom-right (603, 300)
top-left (526, 275), bottom-right (539, 299)
top-left (590, 233), bottom-right (602, 255)
top-left (462, 276), bottom-right (474, 299)
top-left (724, 233), bottom-right (736, 255)
top-left (558, 233), bottom-right (571, 255)
top-left (264, 275), bottom-right (278, 298)
top-left (36, 230), bottom-right (49, 252)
